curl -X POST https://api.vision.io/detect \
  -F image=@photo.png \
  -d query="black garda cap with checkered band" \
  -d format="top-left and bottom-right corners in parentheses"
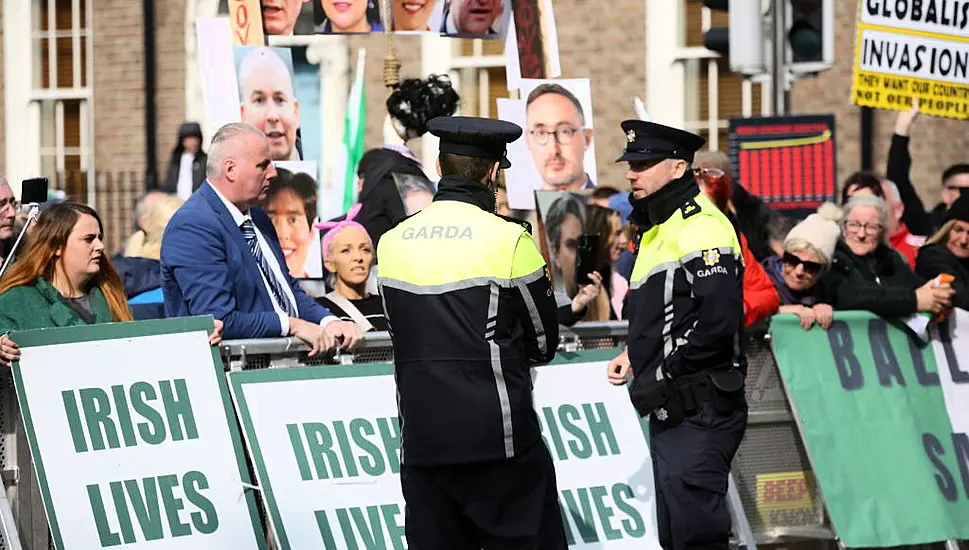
top-left (428, 116), bottom-right (523, 169)
top-left (616, 120), bottom-right (706, 163)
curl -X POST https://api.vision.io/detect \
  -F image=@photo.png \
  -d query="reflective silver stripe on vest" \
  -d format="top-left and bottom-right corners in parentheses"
top-left (488, 282), bottom-right (515, 458)
top-left (516, 279), bottom-right (547, 356)
top-left (630, 260), bottom-right (679, 291)
top-left (661, 269), bottom-right (676, 358)
top-left (378, 268), bottom-right (545, 296)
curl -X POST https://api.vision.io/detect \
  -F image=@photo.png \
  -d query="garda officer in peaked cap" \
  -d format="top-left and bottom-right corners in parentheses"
top-left (606, 119), bottom-right (748, 550)
top-left (377, 116), bottom-right (566, 549)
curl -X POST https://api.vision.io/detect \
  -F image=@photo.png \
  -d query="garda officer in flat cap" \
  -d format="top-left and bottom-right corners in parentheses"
top-left (606, 120), bottom-right (748, 550)
top-left (377, 116), bottom-right (565, 549)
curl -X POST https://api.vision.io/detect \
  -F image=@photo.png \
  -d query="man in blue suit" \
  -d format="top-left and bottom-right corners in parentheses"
top-left (160, 122), bottom-right (362, 352)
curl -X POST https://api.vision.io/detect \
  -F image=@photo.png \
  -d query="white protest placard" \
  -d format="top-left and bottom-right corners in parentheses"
top-left (229, 349), bottom-right (661, 549)
top-left (12, 317), bottom-right (265, 549)
top-left (930, 308), bottom-right (969, 436)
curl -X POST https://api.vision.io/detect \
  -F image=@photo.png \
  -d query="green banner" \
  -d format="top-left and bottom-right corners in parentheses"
top-left (770, 312), bottom-right (969, 547)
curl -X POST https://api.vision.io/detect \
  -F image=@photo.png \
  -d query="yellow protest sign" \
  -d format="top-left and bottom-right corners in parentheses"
top-left (852, 1), bottom-right (969, 119)
top-left (756, 471), bottom-right (819, 527)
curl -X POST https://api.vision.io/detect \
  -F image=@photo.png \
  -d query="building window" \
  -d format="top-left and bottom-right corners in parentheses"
top-left (677, 0), bottom-right (768, 151)
top-left (32, 0), bottom-right (94, 203)
top-left (451, 38), bottom-right (508, 119)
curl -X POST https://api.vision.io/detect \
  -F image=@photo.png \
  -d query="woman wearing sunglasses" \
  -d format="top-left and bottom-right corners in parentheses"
top-left (694, 167), bottom-right (780, 327)
top-left (762, 203), bottom-right (841, 330)
top-left (817, 195), bottom-right (953, 319)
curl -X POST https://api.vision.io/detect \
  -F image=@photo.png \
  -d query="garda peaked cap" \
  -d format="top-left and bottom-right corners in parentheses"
top-left (616, 120), bottom-right (706, 163)
top-left (428, 116), bottom-right (523, 169)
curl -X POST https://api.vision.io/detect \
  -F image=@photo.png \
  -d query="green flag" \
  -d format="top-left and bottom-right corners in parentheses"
top-left (342, 49), bottom-right (367, 212)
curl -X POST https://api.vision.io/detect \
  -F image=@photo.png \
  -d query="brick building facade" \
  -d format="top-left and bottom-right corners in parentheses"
top-left (0, 0), bottom-right (966, 251)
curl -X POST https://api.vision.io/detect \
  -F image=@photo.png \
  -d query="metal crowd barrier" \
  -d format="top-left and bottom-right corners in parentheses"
top-left (0, 321), bottom-right (954, 549)
top-left (217, 321), bottom-right (835, 547)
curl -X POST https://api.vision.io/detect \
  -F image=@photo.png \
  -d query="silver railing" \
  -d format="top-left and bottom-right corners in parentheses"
top-left (217, 321), bottom-right (832, 546)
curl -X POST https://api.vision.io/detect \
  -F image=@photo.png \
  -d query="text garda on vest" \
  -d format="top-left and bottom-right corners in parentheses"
top-left (402, 226), bottom-right (473, 240)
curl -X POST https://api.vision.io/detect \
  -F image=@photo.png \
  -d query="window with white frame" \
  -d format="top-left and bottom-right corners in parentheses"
top-left (32, 0), bottom-right (94, 203)
top-left (676, 0), bottom-right (770, 151)
top-left (450, 38), bottom-right (509, 119)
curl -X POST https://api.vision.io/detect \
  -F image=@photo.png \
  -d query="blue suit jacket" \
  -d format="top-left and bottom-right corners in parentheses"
top-left (160, 182), bottom-right (331, 339)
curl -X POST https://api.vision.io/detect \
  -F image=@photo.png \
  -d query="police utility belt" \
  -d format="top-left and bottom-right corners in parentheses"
top-left (630, 362), bottom-right (746, 425)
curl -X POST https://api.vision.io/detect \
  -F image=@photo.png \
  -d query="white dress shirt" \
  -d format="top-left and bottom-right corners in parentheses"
top-left (211, 184), bottom-right (316, 336)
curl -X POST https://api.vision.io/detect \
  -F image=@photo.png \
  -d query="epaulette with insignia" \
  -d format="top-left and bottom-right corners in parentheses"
top-left (497, 214), bottom-right (532, 234)
top-left (680, 198), bottom-right (700, 219)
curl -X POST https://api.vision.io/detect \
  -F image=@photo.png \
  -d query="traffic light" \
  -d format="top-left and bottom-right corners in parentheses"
top-left (703, 0), bottom-right (766, 76)
top-left (786, 0), bottom-right (834, 73)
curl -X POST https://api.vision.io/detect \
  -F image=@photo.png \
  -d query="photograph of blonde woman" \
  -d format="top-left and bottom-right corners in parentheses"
top-left (315, 0), bottom-right (384, 33)
top-left (391, 0), bottom-right (439, 31)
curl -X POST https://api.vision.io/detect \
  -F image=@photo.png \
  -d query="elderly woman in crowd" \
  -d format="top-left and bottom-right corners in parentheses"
top-left (763, 203), bottom-right (841, 330)
top-left (817, 195), bottom-right (953, 318)
top-left (694, 166), bottom-right (780, 326)
top-left (314, 204), bottom-right (388, 332)
top-left (916, 193), bottom-right (969, 311)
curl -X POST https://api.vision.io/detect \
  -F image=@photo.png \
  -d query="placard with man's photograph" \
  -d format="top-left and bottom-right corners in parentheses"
top-left (197, 30), bottom-right (322, 163)
top-left (439, 0), bottom-right (513, 39)
top-left (262, 161), bottom-right (325, 280)
top-left (498, 78), bottom-right (597, 210)
top-left (535, 190), bottom-right (586, 298)
top-left (260, 0), bottom-right (386, 36)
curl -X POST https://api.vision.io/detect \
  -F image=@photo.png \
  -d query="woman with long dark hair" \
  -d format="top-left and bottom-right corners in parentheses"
top-left (0, 202), bottom-right (221, 365)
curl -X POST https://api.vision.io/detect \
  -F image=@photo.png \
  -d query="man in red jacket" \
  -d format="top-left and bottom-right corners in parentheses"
top-left (883, 179), bottom-right (925, 268)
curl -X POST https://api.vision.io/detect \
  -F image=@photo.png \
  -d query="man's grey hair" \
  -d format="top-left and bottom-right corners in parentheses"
top-left (842, 194), bottom-right (890, 243)
top-left (881, 179), bottom-right (901, 203)
top-left (206, 122), bottom-right (265, 179)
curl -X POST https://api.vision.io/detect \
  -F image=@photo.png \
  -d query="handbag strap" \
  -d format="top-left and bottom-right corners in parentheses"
top-left (324, 291), bottom-right (374, 332)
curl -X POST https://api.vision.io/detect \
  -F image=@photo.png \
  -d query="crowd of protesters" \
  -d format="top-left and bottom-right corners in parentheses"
top-left (0, 92), bottom-right (965, 368)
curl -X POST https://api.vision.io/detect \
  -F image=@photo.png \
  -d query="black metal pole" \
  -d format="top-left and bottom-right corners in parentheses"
top-left (143, 0), bottom-right (158, 190)
top-left (860, 106), bottom-right (874, 172)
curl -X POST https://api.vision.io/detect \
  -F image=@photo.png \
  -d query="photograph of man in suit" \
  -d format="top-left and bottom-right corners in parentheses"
top-left (525, 83), bottom-right (596, 192)
top-left (160, 122), bottom-right (362, 352)
top-left (237, 46), bottom-right (301, 162)
top-left (441, 0), bottom-right (504, 36)
top-left (262, 0), bottom-right (311, 35)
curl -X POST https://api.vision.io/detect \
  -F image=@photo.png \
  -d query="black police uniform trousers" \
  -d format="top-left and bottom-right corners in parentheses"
top-left (400, 440), bottom-right (568, 550)
top-left (649, 402), bottom-right (748, 550)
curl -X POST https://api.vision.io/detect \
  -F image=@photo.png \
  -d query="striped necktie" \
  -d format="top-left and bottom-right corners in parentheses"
top-left (240, 219), bottom-right (297, 317)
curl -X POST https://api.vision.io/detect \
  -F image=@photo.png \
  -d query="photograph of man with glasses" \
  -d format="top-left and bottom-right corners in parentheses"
top-left (524, 81), bottom-right (597, 193)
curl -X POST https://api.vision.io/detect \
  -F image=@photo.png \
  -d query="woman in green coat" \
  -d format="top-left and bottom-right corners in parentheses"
top-left (0, 202), bottom-right (221, 365)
